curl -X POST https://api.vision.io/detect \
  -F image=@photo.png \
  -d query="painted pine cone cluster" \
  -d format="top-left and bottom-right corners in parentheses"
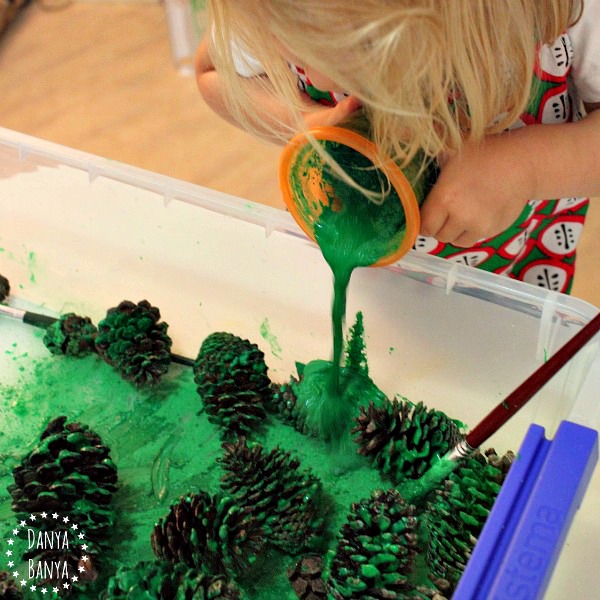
top-left (353, 400), bottom-right (462, 484)
top-left (287, 556), bottom-right (327, 600)
top-left (425, 449), bottom-right (514, 590)
top-left (0, 571), bottom-right (22, 600)
top-left (103, 560), bottom-right (244, 600)
top-left (151, 491), bottom-right (263, 576)
top-left (219, 438), bottom-right (324, 553)
top-left (8, 416), bottom-right (117, 587)
top-left (43, 313), bottom-right (98, 357)
top-left (0, 273), bottom-right (9, 303)
top-left (95, 299), bottom-right (172, 387)
top-left (193, 332), bottom-right (271, 438)
top-left (268, 380), bottom-right (309, 434)
top-left (324, 489), bottom-right (421, 600)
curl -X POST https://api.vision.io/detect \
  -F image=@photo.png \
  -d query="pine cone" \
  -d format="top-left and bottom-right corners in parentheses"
top-left (103, 560), bottom-right (244, 599)
top-left (0, 571), bottom-right (22, 600)
top-left (288, 556), bottom-right (327, 600)
top-left (95, 299), bottom-right (172, 387)
top-left (268, 380), bottom-right (309, 434)
top-left (43, 313), bottom-right (98, 357)
top-left (353, 400), bottom-right (462, 484)
top-left (193, 332), bottom-right (270, 438)
top-left (0, 274), bottom-right (9, 303)
top-left (8, 416), bottom-right (118, 590)
top-left (219, 438), bottom-right (324, 553)
top-left (425, 449), bottom-right (514, 591)
top-left (325, 489), bottom-right (419, 600)
top-left (151, 491), bottom-right (264, 577)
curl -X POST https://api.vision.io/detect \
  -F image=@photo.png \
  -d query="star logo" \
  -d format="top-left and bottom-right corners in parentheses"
top-left (3, 511), bottom-right (95, 596)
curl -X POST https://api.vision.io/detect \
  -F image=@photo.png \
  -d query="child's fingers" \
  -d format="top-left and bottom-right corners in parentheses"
top-left (419, 187), bottom-right (449, 239)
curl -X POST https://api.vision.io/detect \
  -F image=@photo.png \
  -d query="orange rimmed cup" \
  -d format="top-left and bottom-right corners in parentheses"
top-left (279, 126), bottom-right (421, 267)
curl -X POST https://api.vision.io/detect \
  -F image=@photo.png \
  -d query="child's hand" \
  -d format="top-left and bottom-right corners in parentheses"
top-left (419, 133), bottom-right (535, 247)
top-left (302, 95), bottom-right (363, 130)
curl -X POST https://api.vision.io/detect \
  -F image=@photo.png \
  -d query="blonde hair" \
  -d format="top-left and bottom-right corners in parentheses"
top-left (206, 0), bottom-right (580, 168)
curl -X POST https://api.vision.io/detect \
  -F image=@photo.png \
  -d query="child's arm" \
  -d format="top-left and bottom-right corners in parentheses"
top-left (194, 38), bottom-right (361, 144)
top-left (420, 105), bottom-right (600, 247)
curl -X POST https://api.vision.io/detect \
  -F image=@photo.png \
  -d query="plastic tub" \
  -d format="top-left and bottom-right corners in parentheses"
top-left (0, 127), bottom-right (599, 598)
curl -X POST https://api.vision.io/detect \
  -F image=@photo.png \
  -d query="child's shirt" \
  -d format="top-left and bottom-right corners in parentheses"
top-left (230, 0), bottom-right (599, 293)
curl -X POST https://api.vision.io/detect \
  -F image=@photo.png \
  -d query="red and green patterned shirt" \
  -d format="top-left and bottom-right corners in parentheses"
top-left (289, 22), bottom-right (598, 293)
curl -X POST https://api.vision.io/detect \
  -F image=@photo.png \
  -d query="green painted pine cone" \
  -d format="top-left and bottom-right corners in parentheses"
top-left (151, 491), bottom-right (264, 577)
top-left (95, 299), bottom-right (172, 387)
top-left (219, 438), bottom-right (324, 553)
top-left (8, 416), bottom-right (117, 589)
top-left (325, 489), bottom-right (419, 600)
top-left (0, 571), bottom-right (22, 600)
top-left (193, 332), bottom-right (270, 438)
top-left (0, 274), bottom-right (9, 303)
top-left (402, 584), bottom-right (450, 600)
top-left (43, 313), bottom-right (98, 357)
top-left (268, 380), bottom-right (309, 434)
top-left (9, 416), bottom-right (117, 528)
top-left (287, 555), bottom-right (327, 599)
top-left (424, 449), bottom-right (514, 591)
top-left (103, 560), bottom-right (244, 599)
top-left (353, 400), bottom-right (462, 484)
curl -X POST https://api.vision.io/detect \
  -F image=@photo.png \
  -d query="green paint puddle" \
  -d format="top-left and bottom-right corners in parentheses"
top-left (0, 349), bottom-right (388, 599)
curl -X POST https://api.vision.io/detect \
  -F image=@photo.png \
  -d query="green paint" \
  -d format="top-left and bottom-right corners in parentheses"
top-left (0, 344), bottom-right (389, 599)
top-left (315, 191), bottom-right (401, 389)
top-left (291, 359), bottom-right (387, 446)
top-left (397, 453), bottom-right (459, 504)
top-left (259, 317), bottom-right (283, 359)
top-left (289, 141), bottom-right (408, 439)
top-left (28, 250), bottom-right (37, 283)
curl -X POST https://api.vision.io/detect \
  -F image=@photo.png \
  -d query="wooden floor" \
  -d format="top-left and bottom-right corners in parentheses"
top-left (0, 1), bottom-right (598, 308)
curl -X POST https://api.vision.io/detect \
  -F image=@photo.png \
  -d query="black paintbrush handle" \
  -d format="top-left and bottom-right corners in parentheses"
top-left (22, 311), bottom-right (59, 329)
top-left (3, 306), bottom-right (195, 368)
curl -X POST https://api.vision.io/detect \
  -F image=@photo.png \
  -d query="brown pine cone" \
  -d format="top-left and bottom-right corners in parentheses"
top-left (95, 299), bottom-right (172, 387)
top-left (193, 332), bottom-right (271, 438)
top-left (287, 556), bottom-right (327, 600)
top-left (0, 571), bottom-right (22, 600)
top-left (151, 491), bottom-right (264, 577)
top-left (8, 416), bottom-right (117, 592)
top-left (325, 489), bottom-right (419, 600)
top-left (267, 380), bottom-right (309, 434)
top-left (43, 313), bottom-right (98, 357)
top-left (425, 449), bottom-right (514, 592)
top-left (0, 274), bottom-right (9, 303)
top-left (219, 438), bottom-right (324, 553)
top-left (353, 400), bottom-right (462, 484)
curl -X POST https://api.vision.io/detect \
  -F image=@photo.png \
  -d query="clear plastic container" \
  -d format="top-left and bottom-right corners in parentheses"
top-left (1, 127), bottom-right (599, 598)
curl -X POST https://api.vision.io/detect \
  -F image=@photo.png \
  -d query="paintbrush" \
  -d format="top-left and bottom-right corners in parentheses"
top-left (0, 303), bottom-right (195, 367)
top-left (399, 311), bottom-right (600, 503)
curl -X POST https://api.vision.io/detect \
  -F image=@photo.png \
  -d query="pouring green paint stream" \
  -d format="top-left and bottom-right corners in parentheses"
top-left (279, 125), bottom-right (425, 442)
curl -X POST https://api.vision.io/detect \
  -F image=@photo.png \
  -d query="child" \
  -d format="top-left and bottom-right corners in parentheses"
top-left (195, 0), bottom-right (600, 294)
